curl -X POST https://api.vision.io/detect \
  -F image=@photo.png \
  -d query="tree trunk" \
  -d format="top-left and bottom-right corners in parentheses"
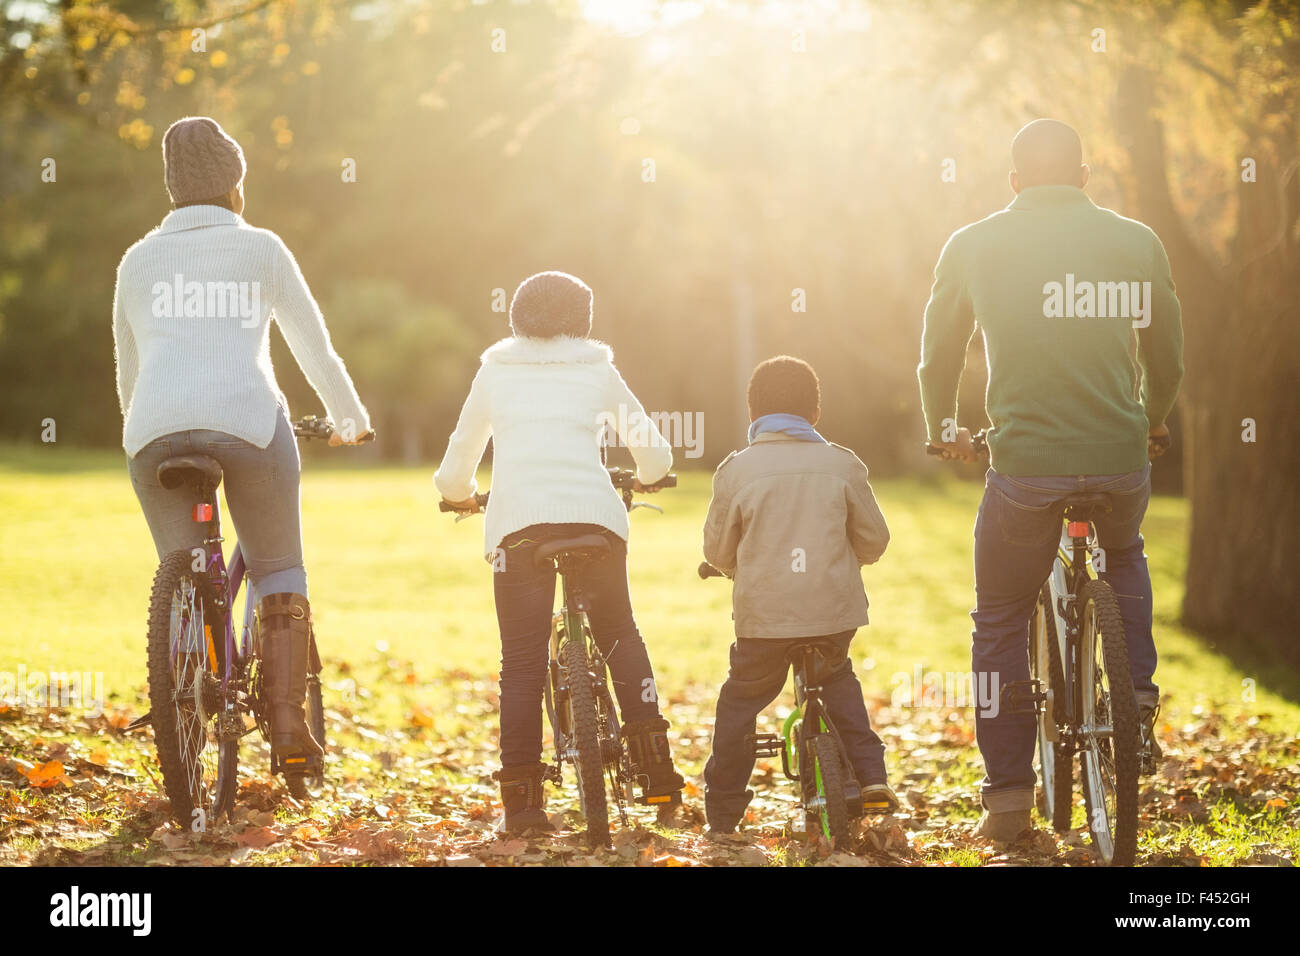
top-left (1115, 65), bottom-right (1300, 666)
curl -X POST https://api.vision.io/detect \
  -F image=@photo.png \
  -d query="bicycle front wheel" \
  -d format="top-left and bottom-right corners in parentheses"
top-left (1030, 583), bottom-right (1072, 831)
top-left (146, 550), bottom-right (237, 827)
top-left (561, 632), bottom-right (610, 848)
top-left (1078, 579), bottom-right (1140, 865)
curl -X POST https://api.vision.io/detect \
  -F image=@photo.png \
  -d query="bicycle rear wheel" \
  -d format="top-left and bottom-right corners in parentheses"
top-left (1078, 579), bottom-right (1140, 865)
top-left (808, 734), bottom-right (851, 849)
top-left (146, 550), bottom-right (237, 827)
top-left (1030, 583), bottom-right (1072, 831)
top-left (561, 631), bottom-right (610, 848)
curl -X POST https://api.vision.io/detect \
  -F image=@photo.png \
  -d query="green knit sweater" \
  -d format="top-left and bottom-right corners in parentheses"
top-left (918, 185), bottom-right (1184, 476)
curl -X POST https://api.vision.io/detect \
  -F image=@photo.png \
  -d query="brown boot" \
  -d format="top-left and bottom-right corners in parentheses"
top-left (622, 717), bottom-right (685, 807)
top-left (260, 592), bottom-right (323, 768)
top-left (494, 763), bottom-right (554, 833)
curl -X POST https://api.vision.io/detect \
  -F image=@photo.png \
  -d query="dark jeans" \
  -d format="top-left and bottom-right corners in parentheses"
top-left (972, 465), bottom-right (1157, 811)
top-left (493, 523), bottom-right (662, 769)
top-left (703, 631), bottom-right (886, 829)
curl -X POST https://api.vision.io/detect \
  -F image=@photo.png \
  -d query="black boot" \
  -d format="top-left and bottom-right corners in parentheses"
top-left (622, 717), bottom-right (685, 806)
top-left (260, 592), bottom-right (323, 769)
top-left (494, 763), bottom-right (553, 833)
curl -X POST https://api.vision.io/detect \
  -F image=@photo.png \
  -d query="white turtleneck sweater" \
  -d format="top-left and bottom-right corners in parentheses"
top-left (112, 205), bottom-right (371, 456)
top-left (434, 335), bottom-right (673, 555)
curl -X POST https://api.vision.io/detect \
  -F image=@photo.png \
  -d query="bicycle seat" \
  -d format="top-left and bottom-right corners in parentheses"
top-left (1060, 492), bottom-right (1112, 522)
top-left (783, 639), bottom-right (845, 668)
top-left (534, 534), bottom-right (611, 568)
top-left (157, 454), bottom-right (224, 491)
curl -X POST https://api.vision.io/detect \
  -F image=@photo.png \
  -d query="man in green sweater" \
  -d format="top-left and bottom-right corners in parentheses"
top-left (918, 119), bottom-right (1184, 842)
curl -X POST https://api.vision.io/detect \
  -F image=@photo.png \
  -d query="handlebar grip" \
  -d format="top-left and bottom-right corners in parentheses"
top-left (698, 562), bottom-right (725, 579)
top-left (438, 500), bottom-right (457, 513)
top-left (925, 444), bottom-right (945, 456)
top-left (654, 474), bottom-right (678, 489)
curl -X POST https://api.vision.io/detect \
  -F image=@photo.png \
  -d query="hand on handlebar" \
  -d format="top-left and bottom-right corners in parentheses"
top-left (328, 429), bottom-right (375, 447)
top-left (927, 426), bottom-right (978, 463)
top-left (441, 495), bottom-right (482, 514)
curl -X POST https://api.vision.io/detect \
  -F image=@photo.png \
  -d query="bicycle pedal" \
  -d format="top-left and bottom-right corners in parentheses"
top-left (637, 790), bottom-right (682, 808)
top-left (999, 679), bottom-right (1047, 717)
top-left (272, 751), bottom-right (322, 776)
top-left (748, 732), bottom-right (783, 758)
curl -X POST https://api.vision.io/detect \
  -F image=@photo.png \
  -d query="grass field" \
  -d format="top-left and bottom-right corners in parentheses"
top-left (1, 444), bottom-right (1296, 866)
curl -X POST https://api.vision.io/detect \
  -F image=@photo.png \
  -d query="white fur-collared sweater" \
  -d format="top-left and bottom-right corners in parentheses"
top-left (434, 335), bottom-right (673, 555)
top-left (112, 205), bottom-right (371, 456)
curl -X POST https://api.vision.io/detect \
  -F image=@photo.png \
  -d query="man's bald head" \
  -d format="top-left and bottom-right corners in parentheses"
top-left (1011, 119), bottom-right (1086, 190)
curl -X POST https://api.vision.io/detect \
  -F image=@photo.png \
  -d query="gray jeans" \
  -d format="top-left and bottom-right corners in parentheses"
top-left (127, 410), bottom-right (307, 597)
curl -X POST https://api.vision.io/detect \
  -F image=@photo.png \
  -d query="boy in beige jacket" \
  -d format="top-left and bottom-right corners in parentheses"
top-left (701, 356), bottom-right (897, 832)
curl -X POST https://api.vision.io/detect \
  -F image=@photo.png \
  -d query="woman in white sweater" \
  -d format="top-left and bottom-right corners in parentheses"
top-left (435, 271), bottom-right (685, 832)
top-left (113, 116), bottom-right (372, 768)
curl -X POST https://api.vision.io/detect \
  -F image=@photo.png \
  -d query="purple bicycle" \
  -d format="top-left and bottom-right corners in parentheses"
top-left (131, 416), bottom-right (368, 826)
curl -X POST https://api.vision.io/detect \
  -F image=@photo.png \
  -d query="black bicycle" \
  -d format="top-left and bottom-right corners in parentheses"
top-left (442, 467), bottom-right (677, 848)
top-left (132, 415), bottom-right (371, 827)
top-left (698, 563), bottom-right (895, 847)
top-left (928, 429), bottom-right (1141, 864)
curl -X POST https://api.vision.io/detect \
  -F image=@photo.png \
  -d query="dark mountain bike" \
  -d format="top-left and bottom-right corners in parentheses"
top-left (441, 468), bottom-right (677, 848)
top-left (928, 429), bottom-right (1140, 865)
top-left (131, 416), bottom-right (370, 828)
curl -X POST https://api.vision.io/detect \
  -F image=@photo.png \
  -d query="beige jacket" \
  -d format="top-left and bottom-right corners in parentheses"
top-left (702, 433), bottom-right (889, 639)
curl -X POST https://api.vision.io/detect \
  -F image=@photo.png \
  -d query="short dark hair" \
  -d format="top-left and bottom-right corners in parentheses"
top-left (747, 355), bottom-right (821, 422)
top-left (1011, 119), bottom-right (1084, 187)
top-left (509, 271), bottom-right (594, 339)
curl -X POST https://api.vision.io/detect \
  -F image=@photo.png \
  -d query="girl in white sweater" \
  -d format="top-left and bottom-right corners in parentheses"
top-left (114, 116), bottom-right (372, 771)
top-left (436, 271), bottom-right (686, 832)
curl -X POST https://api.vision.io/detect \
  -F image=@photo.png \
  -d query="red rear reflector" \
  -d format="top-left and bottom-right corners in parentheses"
top-left (1067, 521), bottom-right (1090, 538)
top-left (193, 503), bottom-right (213, 522)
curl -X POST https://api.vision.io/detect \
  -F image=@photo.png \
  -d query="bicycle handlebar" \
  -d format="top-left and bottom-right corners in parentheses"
top-left (925, 429), bottom-right (990, 460)
top-left (439, 469), bottom-right (677, 517)
top-left (292, 415), bottom-right (376, 443)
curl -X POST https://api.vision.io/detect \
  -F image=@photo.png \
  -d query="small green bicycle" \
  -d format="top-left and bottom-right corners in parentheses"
top-left (699, 563), bottom-right (895, 847)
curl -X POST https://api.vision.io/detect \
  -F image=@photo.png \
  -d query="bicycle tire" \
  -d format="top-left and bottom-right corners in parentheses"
top-left (809, 734), bottom-right (851, 849)
top-left (146, 550), bottom-right (237, 827)
top-left (561, 632), bottom-right (610, 848)
top-left (1030, 584), bottom-right (1073, 832)
top-left (1078, 579), bottom-right (1140, 866)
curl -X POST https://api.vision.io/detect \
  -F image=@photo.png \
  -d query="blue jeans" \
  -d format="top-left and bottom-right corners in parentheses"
top-left (972, 465), bottom-right (1156, 811)
top-left (126, 409), bottom-right (307, 597)
top-left (492, 524), bottom-right (662, 769)
top-left (703, 631), bottom-right (886, 830)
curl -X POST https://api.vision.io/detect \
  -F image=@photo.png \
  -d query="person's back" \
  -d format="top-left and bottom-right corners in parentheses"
top-left (705, 436), bottom-right (886, 639)
top-left (918, 119), bottom-right (1184, 843)
top-left (931, 190), bottom-right (1180, 475)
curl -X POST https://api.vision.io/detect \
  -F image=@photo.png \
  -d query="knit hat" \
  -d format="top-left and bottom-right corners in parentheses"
top-left (162, 116), bottom-right (246, 204)
top-left (509, 271), bottom-right (594, 339)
